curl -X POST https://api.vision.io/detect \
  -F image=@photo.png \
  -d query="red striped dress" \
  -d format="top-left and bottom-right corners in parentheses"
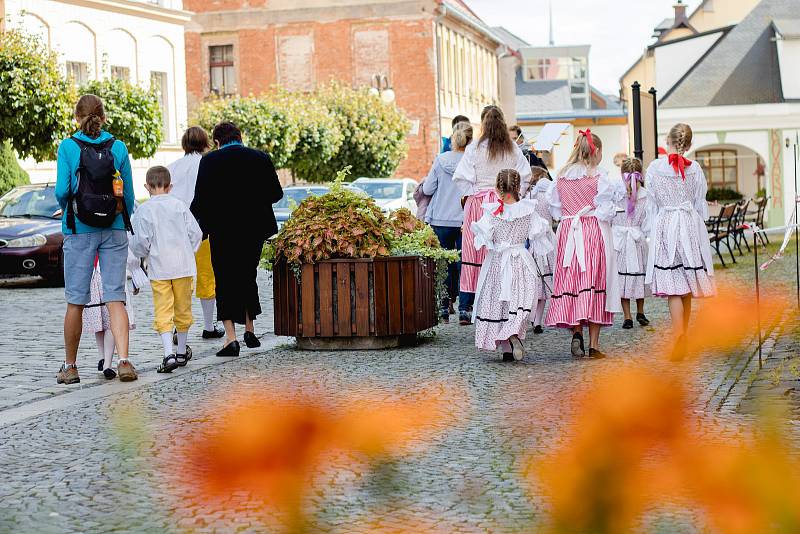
top-left (460, 189), bottom-right (498, 293)
top-left (546, 175), bottom-right (614, 328)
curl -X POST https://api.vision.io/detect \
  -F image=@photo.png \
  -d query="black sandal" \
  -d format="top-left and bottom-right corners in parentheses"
top-left (636, 313), bottom-right (650, 327)
top-left (571, 332), bottom-right (586, 357)
top-left (157, 354), bottom-right (179, 373)
top-left (176, 346), bottom-right (193, 367)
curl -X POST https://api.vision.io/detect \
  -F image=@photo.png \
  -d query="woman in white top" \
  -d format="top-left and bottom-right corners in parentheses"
top-left (453, 105), bottom-right (532, 325)
top-left (167, 127), bottom-right (224, 340)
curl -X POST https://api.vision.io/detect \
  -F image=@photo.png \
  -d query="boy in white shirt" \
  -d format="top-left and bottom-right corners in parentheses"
top-left (130, 166), bottom-right (203, 373)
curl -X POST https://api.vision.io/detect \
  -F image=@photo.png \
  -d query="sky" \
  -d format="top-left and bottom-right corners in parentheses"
top-left (465, 0), bottom-right (703, 95)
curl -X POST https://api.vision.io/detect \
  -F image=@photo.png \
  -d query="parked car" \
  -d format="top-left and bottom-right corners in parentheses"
top-left (274, 185), bottom-right (331, 231)
top-left (0, 184), bottom-right (64, 284)
top-left (349, 178), bottom-right (418, 214)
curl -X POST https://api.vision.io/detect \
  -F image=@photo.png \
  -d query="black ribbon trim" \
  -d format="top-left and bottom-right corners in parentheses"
top-left (462, 261), bottom-right (483, 267)
top-left (551, 287), bottom-right (607, 299)
top-left (618, 272), bottom-right (646, 277)
top-left (476, 307), bottom-right (532, 323)
top-left (654, 264), bottom-right (707, 272)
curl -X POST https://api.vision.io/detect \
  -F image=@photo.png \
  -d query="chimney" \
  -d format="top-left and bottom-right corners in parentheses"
top-left (673, 0), bottom-right (690, 27)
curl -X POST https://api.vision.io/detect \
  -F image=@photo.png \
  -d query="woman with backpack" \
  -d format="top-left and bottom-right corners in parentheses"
top-left (54, 94), bottom-right (138, 384)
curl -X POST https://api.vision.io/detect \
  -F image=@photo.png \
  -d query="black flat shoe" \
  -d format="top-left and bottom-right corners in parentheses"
top-left (502, 353), bottom-right (514, 362)
top-left (588, 348), bottom-right (607, 359)
top-left (243, 331), bottom-right (261, 348)
top-left (533, 325), bottom-right (544, 334)
top-left (98, 358), bottom-right (104, 371)
top-left (571, 332), bottom-right (586, 357)
top-left (622, 319), bottom-right (634, 329)
top-left (217, 340), bottom-right (240, 357)
top-left (636, 313), bottom-right (650, 327)
top-left (202, 327), bottom-right (225, 339)
top-left (102, 368), bottom-right (116, 379)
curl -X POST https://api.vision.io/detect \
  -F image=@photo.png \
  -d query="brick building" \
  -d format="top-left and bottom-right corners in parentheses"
top-left (183, 0), bottom-right (516, 180)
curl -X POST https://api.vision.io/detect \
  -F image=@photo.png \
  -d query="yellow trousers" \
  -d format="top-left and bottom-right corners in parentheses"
top-left (195, 239), bottom-right (216, 300)
top-left (151, 277), bottom-right (194, 334)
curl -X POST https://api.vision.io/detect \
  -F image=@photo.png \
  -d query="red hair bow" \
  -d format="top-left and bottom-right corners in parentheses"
top-left (493, 199), bottom-right (505, 216)
top-left (668, 153), bottom-right (692, 181)
top-left (577, 129), bottom-right (597, 156)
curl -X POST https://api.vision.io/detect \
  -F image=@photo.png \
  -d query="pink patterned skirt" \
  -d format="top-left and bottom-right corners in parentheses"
top-left (546, 216), bottom-right (613, 328)
top-left (460, 190), bottom-right (498, 293)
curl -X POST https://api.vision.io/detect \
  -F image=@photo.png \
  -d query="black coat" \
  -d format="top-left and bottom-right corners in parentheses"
top-left (191, 144), bottom-right (284, 240)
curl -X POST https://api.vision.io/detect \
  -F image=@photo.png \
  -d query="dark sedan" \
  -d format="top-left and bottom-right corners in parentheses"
top-left (0, 184), bottom-right (64, 284)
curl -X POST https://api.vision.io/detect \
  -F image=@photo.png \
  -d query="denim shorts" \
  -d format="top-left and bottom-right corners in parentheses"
top-left (63, 229), bottom-right (128, 305)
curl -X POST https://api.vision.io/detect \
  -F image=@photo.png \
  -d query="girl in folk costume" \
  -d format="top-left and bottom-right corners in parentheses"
top-left (524, 166), bottom-right (557, 334)
top-left (613, 157), bottom-right (652, 329)
top-left (645, 123), bottom-right (716, 359)
top-left (453, 106), bottom-right (532, 326)
top-left (546, 130), bottom-right (625, 359)
top-left (471, 169), bottom-right (554, 361)
top-left (82, 248), bottom-right (146, 379)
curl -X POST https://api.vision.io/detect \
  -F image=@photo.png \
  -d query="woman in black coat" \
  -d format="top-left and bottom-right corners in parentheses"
top-left (191, 122), bottom-right (284, 356)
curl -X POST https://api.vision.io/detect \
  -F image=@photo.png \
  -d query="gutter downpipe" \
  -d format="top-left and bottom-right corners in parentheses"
top-left (435, 5), bottom-right (445, 152)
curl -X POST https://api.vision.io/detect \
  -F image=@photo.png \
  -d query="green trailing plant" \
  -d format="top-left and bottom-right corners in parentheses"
top-left (706, 187), bottom-right (743, 202)
top-left (0, 29), bottom-right (74, 161)
top-left (756, 188), bottom-right (767, 199)
top-left (0, 141), bottom-right (30, 196)
top-left (79, 78), bottom-right (163, 159)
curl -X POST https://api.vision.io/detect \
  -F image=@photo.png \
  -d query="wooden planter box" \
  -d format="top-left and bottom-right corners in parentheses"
top-left (273, 256), bottom-right (438, 350)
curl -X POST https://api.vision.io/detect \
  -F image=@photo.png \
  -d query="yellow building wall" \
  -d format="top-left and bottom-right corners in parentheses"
top-left (684, 0), bottom-right (760, 33)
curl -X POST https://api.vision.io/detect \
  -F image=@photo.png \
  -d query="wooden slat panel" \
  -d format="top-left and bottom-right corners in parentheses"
top-left (426, 258), bottom-right (437, 328)
top-left (373, 260), bottom-right (389, 336)
top-left (318, 262), bottom-right (334, 337)
top-left (401, 259), bottom-right (416, 334)
top-left (287, 267), bottom-right (298, 337)
top-left (336, 262), bottom-right (352, 337)
top-left (301, 263), bottom-right (315, 338)
top-left (386, 259), bottom-right (403, 335)
top-left (272, 262), bottom-right (284, 336)
top-left (354, 263), bottom-right (370, 336)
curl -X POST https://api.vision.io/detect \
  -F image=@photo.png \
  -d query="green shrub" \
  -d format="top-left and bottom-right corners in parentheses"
top-left (706, 187), bottom-right (743, 202)
top-left (0, 141), bottom-right (30, 196)
top-left (317, 82), bottom-right (409, 182)
top-left (0, 29), bottom-right (74, 161)
top-left (191, 96), bottom-right (299, 169)
top-left (79, 78), bottom-right (163, 159)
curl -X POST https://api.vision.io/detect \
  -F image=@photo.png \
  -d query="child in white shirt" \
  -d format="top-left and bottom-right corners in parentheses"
top-left (129, 166), bottom-right (202, 373)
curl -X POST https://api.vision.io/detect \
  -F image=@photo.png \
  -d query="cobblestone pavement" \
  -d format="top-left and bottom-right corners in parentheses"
top-left (1, 244), bottom-right (799, 533)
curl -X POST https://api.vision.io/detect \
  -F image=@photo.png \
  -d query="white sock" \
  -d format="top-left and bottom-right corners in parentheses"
top-left (201, 299), bottom-right (215, 331)
top-left (103, 330), bottom-right (115, 370)
top-left (176, 331), bottom-right (188, 355)
top-left (95, 332), bottom-right (106, 361)
top-left (534, 299), bottom-right (546, 327)
top-left (160, 332), bottom-right (173, 358)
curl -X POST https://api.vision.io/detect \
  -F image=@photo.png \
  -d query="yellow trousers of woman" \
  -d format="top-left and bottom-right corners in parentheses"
top-left (195, 239), bottom-right (216, 300)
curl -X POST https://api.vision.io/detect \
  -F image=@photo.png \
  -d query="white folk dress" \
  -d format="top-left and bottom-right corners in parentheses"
top-left (645, 158), bottom-right (716, 298)
top-left (81, 250), bottom-right (141, 333)
top-left (612, 187), bottom-right (651, 300)
top-left (526, 178), bottom-right (557, 300)
top-left (471, 199), bottom-right (554, 351)
top-left (546, 166), bottom-right (625, 328)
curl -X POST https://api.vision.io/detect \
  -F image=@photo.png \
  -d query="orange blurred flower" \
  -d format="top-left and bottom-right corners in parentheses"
top-left (170, 383), bottom-right (460, 532)
top-left (677, 283), bottom-right (788, 360)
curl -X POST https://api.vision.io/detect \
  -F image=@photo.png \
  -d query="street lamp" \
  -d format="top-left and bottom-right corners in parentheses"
top-left (371, 74), bottom-right (395, 103)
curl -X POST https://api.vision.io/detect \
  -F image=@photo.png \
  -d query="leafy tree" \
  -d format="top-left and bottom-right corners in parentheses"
top-left (0, 29), bottom-right (74, 161)
top-left (191, 96), bottom-right (299, 169)
top-left (270, 90), bottom-right (344, 184)
top-left (79, 78), bottom-right (163, 159)
top-left (316, 82), bottom-right (409, 182)
top-left (0, 141), bottom-right (30, 196)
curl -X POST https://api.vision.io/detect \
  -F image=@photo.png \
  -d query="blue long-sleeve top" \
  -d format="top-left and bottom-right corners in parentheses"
top-left (55, 130), bottom-right (135, 234)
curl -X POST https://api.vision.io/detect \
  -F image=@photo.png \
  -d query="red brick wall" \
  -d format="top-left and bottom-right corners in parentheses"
top-left (185, 12), bottom-right (440, 180)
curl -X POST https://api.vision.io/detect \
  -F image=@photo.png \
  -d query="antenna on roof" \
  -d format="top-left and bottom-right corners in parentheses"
top-left (548, 0), bottom-right (555, 46)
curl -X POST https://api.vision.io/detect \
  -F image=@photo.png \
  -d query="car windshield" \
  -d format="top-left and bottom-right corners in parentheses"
top-left (273, 188), bottom-right (328, 210)
top-left (351, 182), bottom-right (403, 200)
top-left (0, 187), bottom-right (60, 218)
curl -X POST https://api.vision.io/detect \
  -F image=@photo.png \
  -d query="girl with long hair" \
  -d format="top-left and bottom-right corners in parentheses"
top-left (453, 105), bottom-right (532, 325)
top-left (546, 130), bottom-right (624, 358)
top-left (645, 123), bottom-right (715, 360)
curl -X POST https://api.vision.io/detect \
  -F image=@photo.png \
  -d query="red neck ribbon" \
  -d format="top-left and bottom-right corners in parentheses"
top-left (493, 199), bottom-right (505, 216)
top-left (577, 129), bottom-right (596, 156)
top-left (668, 153), bottom-right (692, 181)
